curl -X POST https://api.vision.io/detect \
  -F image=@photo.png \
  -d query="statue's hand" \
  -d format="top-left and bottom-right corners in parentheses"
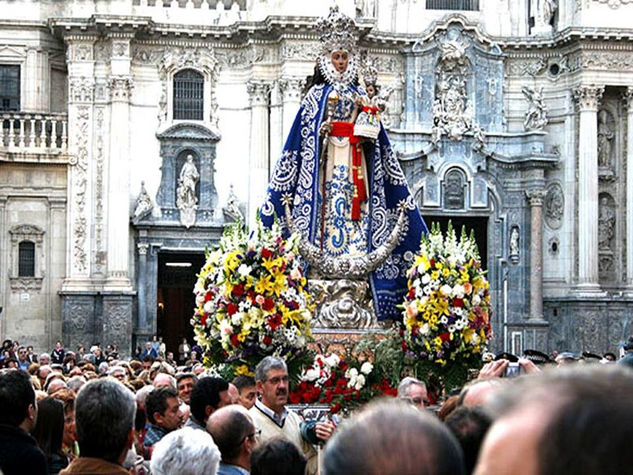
top-left (319, 121), bottom-right (333, 136)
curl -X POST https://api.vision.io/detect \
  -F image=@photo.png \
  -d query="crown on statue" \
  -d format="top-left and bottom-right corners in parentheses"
top-left (316, 6), bottom-right (357, 55)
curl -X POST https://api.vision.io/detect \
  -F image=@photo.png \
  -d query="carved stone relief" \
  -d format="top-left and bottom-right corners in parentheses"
top-left (71, 106), bottom-right (90, 273)
top-left (522, 86), bottom-right (548, 131)
top-left (598, 193), bottom-right (616, 279)
top-left (594, 0), bottom-right (633, 8)
top-left (69, 77), bottom-right (95, 103)
top-left (94, 107), bottom-right (106, 275)
top-left (430, 27), bottom-right (485, 149)
top-left (544, 182), bottom-right (564, 229)
top-left (443, 168), bottom-right (466, 209)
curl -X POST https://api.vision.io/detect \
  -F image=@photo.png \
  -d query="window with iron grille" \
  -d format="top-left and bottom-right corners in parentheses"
top-left (18, 241), bottom-right (35, 277)
top-left (173, 69), bottom-right (204, 121)
top-left (0, 65), bottom-right (20, 111)
top-left (426, 0), bottom-right (479, 10)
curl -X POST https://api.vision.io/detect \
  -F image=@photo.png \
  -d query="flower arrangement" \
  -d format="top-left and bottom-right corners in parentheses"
top-left (401, 222), bottom-right (492, 388)
top-left (289, 352), bottom-right (396, 413)
top-left (192, 218), bottom-right (314, 378)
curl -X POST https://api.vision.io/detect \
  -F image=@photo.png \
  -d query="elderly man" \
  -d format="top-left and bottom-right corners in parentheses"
top-left (249, 356), bottom-right (335, 475)
top-left (143, 386), bottom-right (184, 454)
top-left (60, 378), bottom-right (136, 474)
top-left (397, 376), bottom-right (429, 409)
top-left (150, 427), bottom-right (221, 475)
top-left (207, 405), bottom-right (256, 475)
top-left (322, 399), bottom-right (464, 475)
top-left (475, 365), bottom-right (633, 475)
top-left (0, 370), bottom-right (47, 475)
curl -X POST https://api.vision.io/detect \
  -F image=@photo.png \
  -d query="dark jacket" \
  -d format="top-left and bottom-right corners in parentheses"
top-left (0, 424), bottom-right (48, 475)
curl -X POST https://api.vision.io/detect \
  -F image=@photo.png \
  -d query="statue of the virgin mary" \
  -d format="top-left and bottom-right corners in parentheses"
top-left (261, 6), bottom-right (427, 321)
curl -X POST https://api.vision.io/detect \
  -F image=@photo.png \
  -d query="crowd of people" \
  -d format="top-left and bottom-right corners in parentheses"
top-left (2, 336), bottom-right (633, 475)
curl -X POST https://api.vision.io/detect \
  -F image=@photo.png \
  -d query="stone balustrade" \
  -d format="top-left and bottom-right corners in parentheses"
top-left (0, 112), bottom-right (68, 154)
top-left (132, 0), bottom-right (245, 25)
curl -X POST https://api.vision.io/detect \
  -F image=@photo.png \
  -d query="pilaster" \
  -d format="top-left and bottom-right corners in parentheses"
top-left (623, 88), bottom-right (633, 291)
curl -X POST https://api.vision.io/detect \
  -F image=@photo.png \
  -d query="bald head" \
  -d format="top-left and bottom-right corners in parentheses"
top-left (207, 405), bottom-right (255, 465)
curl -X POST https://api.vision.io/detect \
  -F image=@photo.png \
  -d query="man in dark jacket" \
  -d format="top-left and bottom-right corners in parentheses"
top-left (0, 369), bottom-right (47, 475)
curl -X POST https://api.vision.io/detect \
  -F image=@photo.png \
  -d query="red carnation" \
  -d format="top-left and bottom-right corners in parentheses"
top-left (201, 314), bottom-right (208, 327)
top-left (262, 298), bottom-right (275, 311)
top-left (230, 334), bottom-right (240, 347)
top-left (233, 284), bottom-right (245, 296)
top-left (227, 303), bottom-right (238, 316)
top-left (453, 298), bottom-right (464, 308)
top-left (261, 248), bottom-right (273, 259)
top-left (429, 258), bottom-right (435, 267)
top-left (439, 332), bottom-right (451, 342)
top-left (263, 335), bottom-right (273, 345)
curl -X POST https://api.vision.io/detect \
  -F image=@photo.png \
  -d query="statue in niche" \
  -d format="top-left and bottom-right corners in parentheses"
top-left (598, 196), bottom-right (615, 251)
top-left (444, 170), bottom-right (465, 209)
top-left (176, 154), bottom-right (200, 228)
top-left (133, 181), bottom-right (153, 220)
top-left (522, 86), bottom-right (548, 131)
top-left (597, 109), bottom-right (614, 169)
top-left (510, 227), bottom-right (520, 257)
top-left (531, 0), bottom-right (557, 28)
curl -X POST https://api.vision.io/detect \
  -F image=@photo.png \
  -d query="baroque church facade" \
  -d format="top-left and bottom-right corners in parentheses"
top-left (1, 0), bottom-right (633, 356)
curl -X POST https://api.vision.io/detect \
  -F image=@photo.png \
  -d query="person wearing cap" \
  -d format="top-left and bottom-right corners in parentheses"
top-left (555, 352), bottom-right (577, 366)
top-left (522, 349), bottom-right (552, 366)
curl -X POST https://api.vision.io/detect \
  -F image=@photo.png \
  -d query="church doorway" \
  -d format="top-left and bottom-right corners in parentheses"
top-left (156, 251), bottom-right (206, 357)
top-left (423, 215), bottom-right (488, 270)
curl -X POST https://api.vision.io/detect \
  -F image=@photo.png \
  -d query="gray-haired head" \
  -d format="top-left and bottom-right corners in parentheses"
top-left (255, 356), bottom-right (287, 383)
top-left (75, 378), bottom-right (136, 463)
top-left (150, 427), bottom-right (221, 475)
top-left (66, 375), bottom-right (87, 393)
top-left (397, 376), bottom-right (426, 398)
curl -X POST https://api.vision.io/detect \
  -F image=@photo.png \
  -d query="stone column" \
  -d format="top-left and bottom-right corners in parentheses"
top-left (624, 88), bottom-right (633, 289)
top-left (573, 85), bottom-right (604, 293)
top-left (247, 80), bottom-right (271, 226)
top-left (105, 36), bottom-right (134, 291)
top-left (279, 77), bottom-right (305, 139)
top-left (526, 189), bottom-right (545, 321)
